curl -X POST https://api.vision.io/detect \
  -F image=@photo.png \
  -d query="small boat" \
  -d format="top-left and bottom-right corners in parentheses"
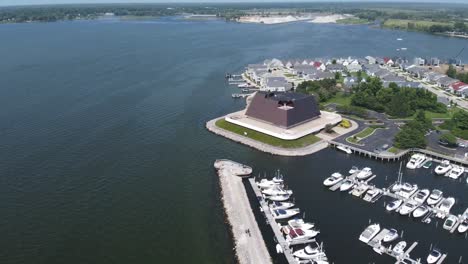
top-left (284, 227), bottom-right (320, 242)
top-left (458, 220), bottom-right (468, 233)
top-left (386, 199), bottom-right (403, 212)
top-left (373, 243), bottom-right (386, 255)
top-left (427, 249), bottom-right (442, 264)
top-left (401, 47), bottom-right (407, 50)
top-left (340, 179), bottom-right (355, 192)
top-left (413, 189), bottom-right (430, 204)
top-left (262, 186), bottom-right (293, 196)
top-left (271, 208), bottom-right (300, 220)
top-left (397, 38), bottom-right (403, 41)
top-left (396, 183), bottom-right (418, 199)
top-left (349, 166), bottom-right (359, 174)
top-left (257, 179), bottom-right (282, 189)
top-left (427, 189), bottom-right (443, 205)
top-left (337, 145), bottom-right (352, 154)
top-left (269, 201), bottom-right (295, 210)
top-left (293, 243), bottom-right (324, 260)
top-left (399, 200), bottom-right (418, 215)
top-left (351, 182), bottom-right (370, 197)
top-left (272, 171), bottom-right (284, 184)
top-left (288, 218), bottom-right (315, 230)
top-left (363, 188), bottom-right (381, 202)
top-left (443, 214), bottom-right (458, 230)
top-left (359, 223), bottom-right (380, 243)
top-left (412, 205), bottom-right (429, 218)
top-left (383, 228), bottom-right (399, 242)
top-left (435, 160), bottom-right (452, 175)
top-left (422, 160), bottom-right (433, 169)
top-left (437, 197), bottom-right (455, 216)
top-left (406, 153), bottom-right (426, 169)
top-left (446, 165), bottom-right (464, 179)
top-left (356, 167), bottom-right (372, 180)
top-left (268, 194), bottom-right (291, 202)
top-left (392, 241), bottom-right (407, 256)
top-left (323, 172), bottom-right (344, 187)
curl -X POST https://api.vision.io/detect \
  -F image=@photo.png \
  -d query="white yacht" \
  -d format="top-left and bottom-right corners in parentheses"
top-left (443, 215), bottom-right (458, 230)
top-left (272, 172), bottom-right (284, 184)
top-left (435, 160), bottom-right (452, 175)
top-left (359, 223), bottom-right (380, 243)
top-left (413, 189), bottom-right (430, 204)
top-left (363, 188), bottom-right (381, 202)
top-left (458, 220), bottom-right (468, 233)
top-left (386, 199), bottom-right (403, 212)
top-left (399, 200), bottom-right (418, 215)
top-left (288, 218), bottom-right (315, 230)
top-left (427, 189), bottom-right (443, 205)
top-left (427, 249), bottom-right (442, 264)
top-left (337, 145), bottom-right (352, 154)
top-left (349, 166), bottom-right (359, 174)
top-left (351, 182), bottom-right (370, 197)
top-left (396, 183), bottom-right (418, 199)
top-left (293, 243), bottom-right (324, 260)
top-left (437, 197), bottom-right (455, 216)
top-left (356, 167), bottom-right (372, 180)
top-left (323, 173), bottom-right (344, 187)
top-left (392, 241), bottom-right (407, 256)
top-left (257, 178), bottom-right (281, 189)
top-left (262, 186), bottom-right (293, 196)
top-left (383, 228), bottom-right (398, 242)
top-left (446, 165), bottom-right (465, 179)
top-left (285, 228), bottom-right (320, 242)
top-left (339, 179), bottom-right (355, 192)
top-left (272, 208), bottom-right (300, 220)
top-left (269, 201), bottom-right (294, 210)
top-left (406, 153), bottom-right (426, 169)
top-left (268, 194), bottom-right (291, 202)
top-left (412, 205), bottom-right (429, 218)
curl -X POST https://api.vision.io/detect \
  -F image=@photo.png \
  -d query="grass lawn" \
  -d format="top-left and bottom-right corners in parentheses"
top-left (336, 18), bottom-right (370, 25)
top-left (323, 92), bottom-right (352, 106)
top-left (346, 126), bottom-right (381, 144)
top-left (215, 119), bottom-right (321, 148)
top-left (388, 147), bottom-right (401, 154)
top-left (284, 73), bottom-right (297, 78)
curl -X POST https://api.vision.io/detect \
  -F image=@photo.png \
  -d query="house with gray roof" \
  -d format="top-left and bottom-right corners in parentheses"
top-left (423, 72), bottom-right (446, 84)
top-left (362, 64), bottom-right (381, 76)
top-left (437, 76), bottom-right (458, 88)
top-left (326, 64), bottom-right (346, 73)
top-left (365, 56), bottom-right (376, 65)
top-left (309, 71), bottom-right (335, 81)
top-left (263, 77), bottom-right (292, 92)
top-left (374, 69), bottom-right (392, 78)
top-left (406, 66), bottom-right (429, 78)
top-left (346, 63), bottom-right (362, 73)
top-left (381, 74), bottom-right (405, 83)
top-left (383, 81), bottom-right (423, 88)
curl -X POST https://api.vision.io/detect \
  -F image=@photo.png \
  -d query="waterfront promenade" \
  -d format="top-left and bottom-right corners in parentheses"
top-left (214, 160), bottom-right (272, 264)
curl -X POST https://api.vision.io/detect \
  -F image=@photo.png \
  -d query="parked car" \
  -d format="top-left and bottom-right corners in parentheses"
top-left (458, 142), bottom-right (467, 148)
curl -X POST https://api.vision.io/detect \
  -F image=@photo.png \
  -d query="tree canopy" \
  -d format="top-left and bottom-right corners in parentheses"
top-left (296, 79), bottom-right (339, 102)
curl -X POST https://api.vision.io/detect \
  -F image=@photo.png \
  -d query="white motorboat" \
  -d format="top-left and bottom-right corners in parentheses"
top-left (412, 205), bottom-right (429, 218)
top-left (443, 214), bottom-right (458, 230)
top-left (284, 227), bottom-right (320, 242)
top-left (257, 178), bottom-right (279, 189)
top-left (363, 188), bottom-right (382, 202)
top-left (271, 208), bottom-right (300, 220)
top-left (356, 167), bottom-right (372, 180)
top-left (337, 145), bottom-right (352, 154)
top-left (427, 189), bottom-right (443, 205)
top-left (349, 166), bottom-right (359, 174)
top-left (351, 182), bottom-right (370, 197)
top-left (437, 197), bottom-right (455, 217)
top-left (435, 160), bottom-right (452, 175)
top-left (458, 220), bottom-right (468, 233)
top-left (323, 172), bottom-right (344, 187)
top-left (392, 241), bottom-right (407, 256)
top-left (359, 223), bottom-right (380, 243)
top-left (446, 165), bottom-right (465, 179)
top-left (406, 153), bottom-right (426, 169)
top-left (340, 179), bottom-right (355, 192)
top-left (399, 200), bottom-right (418, 215)
top-left (383, 228), bottom-right (398, 242)
top-left (396, 183), bottom-right (418, 199)
top-left (413, 189), bottom-right (430, 204)
top-left (427, 249), bottom-right (442, 264)
top-left (288, 218), bottom-right (315, 230)
top-left (293, 243), bottom-right (324, 260)
top-left (386, 199), bottom-right (403, 212)
top-left (269, 201), bottom-right (294, 210)
top-left (272, 171), bottom-right (284, 184)
top-left (262, 186), bottom-right (293, 196)
top-left (268, 194), bottom-right (291, 202)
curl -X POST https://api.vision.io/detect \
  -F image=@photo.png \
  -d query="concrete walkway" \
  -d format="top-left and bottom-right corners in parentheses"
top-left (214, 160), bottom-right (272, 264)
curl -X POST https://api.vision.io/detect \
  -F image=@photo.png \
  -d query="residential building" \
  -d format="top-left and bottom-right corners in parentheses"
top-left (414, 57), bottom-right (425, 66)
top-left (326, 64), bottom-right (346, 73)
top-left (263, 77), bottom-right (292, 92)
top-left (449, 81), bottom-right (468, 94)
top-left (346, 63), bottom-right (362, 73)
top-left (437, 76), bottom-right (458, 88)
top-left (365, 56), bottom-right (376, 64)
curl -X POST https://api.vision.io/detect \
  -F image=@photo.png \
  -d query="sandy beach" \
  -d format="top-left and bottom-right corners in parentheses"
top-left (237, 14), bottom-right (355, 25)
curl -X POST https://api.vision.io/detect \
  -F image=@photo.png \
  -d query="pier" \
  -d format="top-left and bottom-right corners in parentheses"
top-left (214, 160), bottom-right (272, 264)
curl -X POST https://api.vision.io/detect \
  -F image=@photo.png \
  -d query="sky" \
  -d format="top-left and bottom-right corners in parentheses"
top-left (0, 0), bottom-right (467, 7)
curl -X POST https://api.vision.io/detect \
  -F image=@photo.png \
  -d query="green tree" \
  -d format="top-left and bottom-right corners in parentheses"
top-left (447, 64), bottom-right (457, 78)
top-left (332, 59), bottom-right (337, 64)
top-left (394, 121), bottom-right (427, 149)
top-left (414, 110), bottom-right (433, 131)
top-left (439, 133), bottom-right (457, 147)
top-left (335, 72), bottom-right (342, 81)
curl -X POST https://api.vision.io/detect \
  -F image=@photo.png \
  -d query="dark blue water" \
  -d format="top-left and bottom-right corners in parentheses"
top-left (0, 18), bottom-right (467, 264)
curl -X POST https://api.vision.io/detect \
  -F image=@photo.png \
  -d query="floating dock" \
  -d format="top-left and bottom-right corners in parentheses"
top-left (214, 160), bottom-right (272, 264)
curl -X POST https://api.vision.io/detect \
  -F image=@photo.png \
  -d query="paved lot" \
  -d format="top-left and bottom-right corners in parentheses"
top-left (426, 130), bottom-right (468, 159)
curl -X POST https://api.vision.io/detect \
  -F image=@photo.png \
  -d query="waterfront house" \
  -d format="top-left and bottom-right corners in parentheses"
top-left (365, 56), bottom-right (376, 64)
top-left (383, 57), bottom-right (394, 66)
top-left (266, 58), bottom-right (284, 68)
top-left (449, 81), bottom-right (468, 94)
top-left (430, 57), bottom-right (440, 66)
top-left (263, 77), bottom-right (292, 92)
top-left (312, 61), bottom-right (326, 71)
top-left (449, 58), bottom-right (462, 66)
top-left (406, 66), bottom-right (429, 78)
top-left (376, 57), bottom-right (385, 65)
top-left (414, 57), bottom-right (426, 66)
top-left (437, 76), bottom-right (458, 88)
